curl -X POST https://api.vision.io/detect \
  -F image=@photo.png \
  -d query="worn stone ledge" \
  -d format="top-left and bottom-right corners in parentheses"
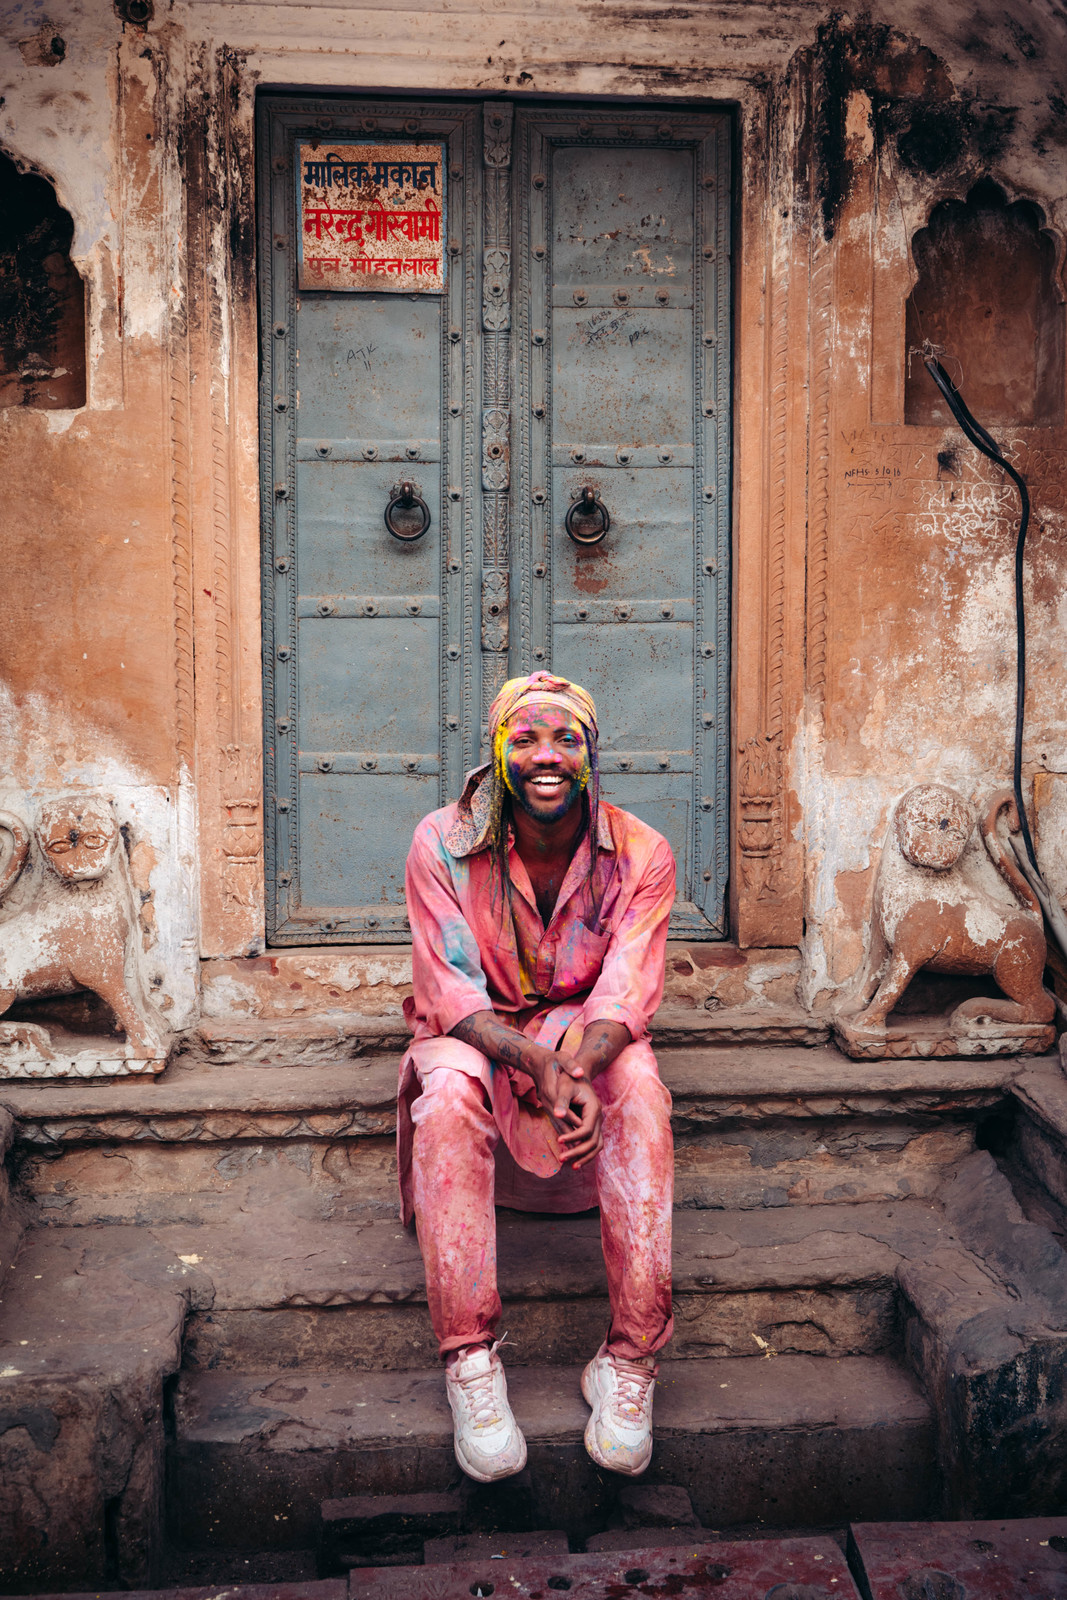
top-left (0, 1048), bottom-right (1023, 1148)
top-left (146, 1201), bottom-right (922, 1311)
top-left (198, 944), bottom-right (804, 1027)
top-left (179, 1005), bottom-right (828, 1069)
top-left (1011, 1058), bottom-right (1067, 1143)
top-left (168, 1356), bottom-right (936, 1541)
top-left (0, 1048), bottom-right (1021, 1147)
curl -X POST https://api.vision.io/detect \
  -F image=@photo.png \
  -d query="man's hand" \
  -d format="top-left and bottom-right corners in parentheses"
top-left (523, 1048), bottom-right (602, 1167)
top-left (553, 1072), bottom-right (604, 1168)
top-left (449, 1011), bottom-right (604, 1166)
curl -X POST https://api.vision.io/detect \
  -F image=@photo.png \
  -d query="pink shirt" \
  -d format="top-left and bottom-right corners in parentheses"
top-left (404, 800), bottom-right (676, 1045)
top-left (396, 792), bottom-right (675, 1223)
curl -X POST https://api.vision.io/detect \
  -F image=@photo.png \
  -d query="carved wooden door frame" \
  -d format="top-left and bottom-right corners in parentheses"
top-left (175, 59), bottom-right (809, 957)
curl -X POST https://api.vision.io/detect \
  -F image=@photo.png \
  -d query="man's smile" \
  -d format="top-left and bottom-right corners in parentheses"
top-left (498, 704), bottom-right (591, 823)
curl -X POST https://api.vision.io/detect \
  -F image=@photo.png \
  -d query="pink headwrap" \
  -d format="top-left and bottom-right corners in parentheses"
top-left (488, 672), bottom-right (598, 742)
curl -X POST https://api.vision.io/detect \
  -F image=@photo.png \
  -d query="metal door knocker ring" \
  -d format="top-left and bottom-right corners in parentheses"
top-left (384, 482), bottom-right (431, 542)
top-left (565, 486), bottom-right (611, 546)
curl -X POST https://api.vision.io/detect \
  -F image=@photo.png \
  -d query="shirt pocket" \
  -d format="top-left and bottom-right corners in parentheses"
top-left (548, 921), bottom-right (612, 996)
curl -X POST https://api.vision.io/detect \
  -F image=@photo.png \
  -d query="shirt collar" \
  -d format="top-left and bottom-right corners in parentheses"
top-left (444, 763), bottom-right (613, 858)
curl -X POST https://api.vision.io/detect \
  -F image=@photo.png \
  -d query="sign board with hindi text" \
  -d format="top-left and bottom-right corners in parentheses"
top-left (298, 142), bottom-right (446, 292)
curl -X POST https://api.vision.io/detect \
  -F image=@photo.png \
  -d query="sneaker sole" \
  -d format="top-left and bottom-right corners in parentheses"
top-left (453, 1431), bottom-right (528, 1485)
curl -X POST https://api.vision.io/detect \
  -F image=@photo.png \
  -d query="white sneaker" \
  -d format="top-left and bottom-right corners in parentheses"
top-left (581, 1342), bottom-right (657, 1476)
top-left (445, 1341), bottom-right (528, 1483)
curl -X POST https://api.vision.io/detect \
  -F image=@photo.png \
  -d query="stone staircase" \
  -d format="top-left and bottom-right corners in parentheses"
top-left (2, 1021), bottom-right (1067, 1594)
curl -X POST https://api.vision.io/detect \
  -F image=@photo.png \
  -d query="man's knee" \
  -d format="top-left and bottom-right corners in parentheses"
top-left (598, 1041), bottom-right (671, 1118)
top-left (412, 1063), bottom-right (493, 1128)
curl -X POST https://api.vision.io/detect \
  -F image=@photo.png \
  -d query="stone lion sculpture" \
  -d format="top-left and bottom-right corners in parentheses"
top-left (0, 792), bottom-right (168, 1067)
top-left (842, 783), bottom-right (1055, 1040)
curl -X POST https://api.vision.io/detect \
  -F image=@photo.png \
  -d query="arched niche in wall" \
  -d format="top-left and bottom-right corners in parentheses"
top-left (0, 152), bottom-right (86, 410)
top-left (904, 180), bottom-right (1065, 428)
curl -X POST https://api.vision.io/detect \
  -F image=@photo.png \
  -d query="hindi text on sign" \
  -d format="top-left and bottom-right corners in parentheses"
top-left (298, 141), bottom-right (446, 294)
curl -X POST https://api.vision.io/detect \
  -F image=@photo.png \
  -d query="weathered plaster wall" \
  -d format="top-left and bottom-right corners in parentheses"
top-left (785, 10), bottom-right (1067, 1006)
top-left (0, 12), bottom-right (199, 1022)
top-left (0, 0), bottom-right (1064, 1020)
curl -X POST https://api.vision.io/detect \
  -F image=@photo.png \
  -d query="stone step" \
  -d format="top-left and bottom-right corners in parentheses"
top-left (5, 1151), bottom-right (1065, 1590)
top-left (345, 1540), bottom-right (864, 1600)
top-left (0, 1224), bottom-right (190, 1593)
top-left (182, 1005), bottom-right (831, 1067)
top-left (167, 1353), bottom-right (936, 1551)
top-left (6, 1536), bottom-right (866, 1600)
top-left (5, 1201), bottom-right (945, 1377)
top-left (6, 1048), bottom-right (1014, 1224)
top-left (179, 1203), bottom-right (940, 1369)
top-left (174, 1200), bottom-right (947, 1372)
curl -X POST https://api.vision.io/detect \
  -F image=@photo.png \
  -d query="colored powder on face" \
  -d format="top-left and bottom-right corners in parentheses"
top-left (495, 705), bottom-right (589, 803)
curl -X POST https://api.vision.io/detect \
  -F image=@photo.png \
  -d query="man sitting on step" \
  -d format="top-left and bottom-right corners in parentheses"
top-left (398, 671), bottom-right (675, 1484)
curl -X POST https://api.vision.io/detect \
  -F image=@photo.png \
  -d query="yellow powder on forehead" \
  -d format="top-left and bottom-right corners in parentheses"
top-left (488, 673), bottom-right (598, 741)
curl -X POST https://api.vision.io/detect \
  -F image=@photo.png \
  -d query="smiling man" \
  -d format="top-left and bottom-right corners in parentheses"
top-left (398, 671), bottom-right (675, 1484)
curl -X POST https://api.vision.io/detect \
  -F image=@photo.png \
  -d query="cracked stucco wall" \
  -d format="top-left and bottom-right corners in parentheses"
top-left (0, 0), bottom-right (1064, 1017)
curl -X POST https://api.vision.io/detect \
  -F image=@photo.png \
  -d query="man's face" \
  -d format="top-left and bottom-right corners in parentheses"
top-left (500, 705), bottom-right (590, 826)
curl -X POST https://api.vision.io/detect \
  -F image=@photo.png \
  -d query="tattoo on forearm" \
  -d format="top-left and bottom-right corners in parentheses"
top-left (451, 1012), bottom-right (533, 1071)
top-left (574, 1020), bottom-right (630, 1078)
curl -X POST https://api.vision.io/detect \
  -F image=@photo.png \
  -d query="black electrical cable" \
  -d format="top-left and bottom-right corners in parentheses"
top-left (923, 353), bottom-right (1037, 871)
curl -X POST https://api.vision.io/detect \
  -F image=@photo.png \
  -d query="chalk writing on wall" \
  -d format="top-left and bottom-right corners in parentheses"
top-left (297, 142), bottom-right (446, 294)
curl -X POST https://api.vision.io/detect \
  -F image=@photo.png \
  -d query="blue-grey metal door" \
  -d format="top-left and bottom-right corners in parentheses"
top-left (260, 98), bottom-right (730, 944)
top-left (514, 109), bottom-right (731, 933)
top-left (259, 97), bottom-right (481, 942)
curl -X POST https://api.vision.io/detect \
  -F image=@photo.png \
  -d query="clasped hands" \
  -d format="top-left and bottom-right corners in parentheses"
top-left (528, 1046), bottom-right (604, 1169)
top-left (449, 1012), bottom-right (632, 1170)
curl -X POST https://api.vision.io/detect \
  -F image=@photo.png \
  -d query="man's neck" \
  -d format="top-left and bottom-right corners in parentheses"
top-left (510, 794), bottom-right (586, 866)
top-left (509, 798), bottom-right (587, 927)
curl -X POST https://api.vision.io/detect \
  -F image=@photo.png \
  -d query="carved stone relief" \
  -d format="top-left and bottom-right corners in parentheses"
top-left (482, 103), bottom-right (514, 169)
top-left (737, 733), bottom-right (785, 901)
top-left (482, 248), bottom-right (511, 331)
top-left (481, 406), bottom-right (510, 491)
top-left (0, 794), bottom-right (170, 1079)
top-left (835, 784), bottom-right (1056, 1060)
top-left (480, 103), bottom-right (514, 717)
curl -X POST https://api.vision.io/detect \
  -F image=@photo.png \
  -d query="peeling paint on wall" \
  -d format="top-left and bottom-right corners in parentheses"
top-left (0, 0), bottom-right (1063, 1014)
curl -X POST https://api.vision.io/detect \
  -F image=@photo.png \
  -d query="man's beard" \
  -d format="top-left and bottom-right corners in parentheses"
top-left (509, 775), bottom-right (585, 825)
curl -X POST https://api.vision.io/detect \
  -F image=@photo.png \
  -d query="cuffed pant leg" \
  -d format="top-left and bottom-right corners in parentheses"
top-left (593, 1041), bottom-right (674, 1362)
top-left (410, 1062), bottom-right (501, 1359)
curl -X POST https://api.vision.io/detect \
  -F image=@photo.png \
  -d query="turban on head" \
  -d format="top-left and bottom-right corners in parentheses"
top-left (488, 671), bottom-right (598, 743)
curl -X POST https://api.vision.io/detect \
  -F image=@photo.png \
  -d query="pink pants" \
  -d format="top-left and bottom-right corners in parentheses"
top-left (409, 1040), bottom-right (674, 1362)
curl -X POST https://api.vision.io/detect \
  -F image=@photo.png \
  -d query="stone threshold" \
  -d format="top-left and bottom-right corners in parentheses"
top-left (183, 1003), bottom-right (830, 1066)
top-left (0, 1047), bottom-right (1025, 1146)
top-left (199, 942), bottom-right (805, 1028)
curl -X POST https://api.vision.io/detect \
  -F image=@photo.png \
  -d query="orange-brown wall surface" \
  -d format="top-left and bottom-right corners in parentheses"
top-left (0, 1), bottom-right (1064, 1021)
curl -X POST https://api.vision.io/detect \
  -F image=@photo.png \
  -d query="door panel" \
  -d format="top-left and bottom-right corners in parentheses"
top-left (550, 146), bottom-right (695, 283)
top-left (259, 97), bottom-right (480, 942)
top-left (515, 107), bottom-right (731, 933)
top-left (550, 468), bottom-right (695, 598)
top-left (295, 295), bottom-right (442, 440)
top-left (260, 97), bottom-right (730, 944)
top-left (295, 465), bottom-right (442, 596)
top-left (298, 772), bottom-right (435, 913)
top-left (553, 310), bottom-right (695, 442)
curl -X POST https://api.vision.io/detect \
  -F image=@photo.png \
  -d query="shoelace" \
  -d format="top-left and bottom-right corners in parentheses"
top-left (454, 1335), bottom-right (512, 1432)
top-left (609, 1359), bottom-right (655, 1423)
